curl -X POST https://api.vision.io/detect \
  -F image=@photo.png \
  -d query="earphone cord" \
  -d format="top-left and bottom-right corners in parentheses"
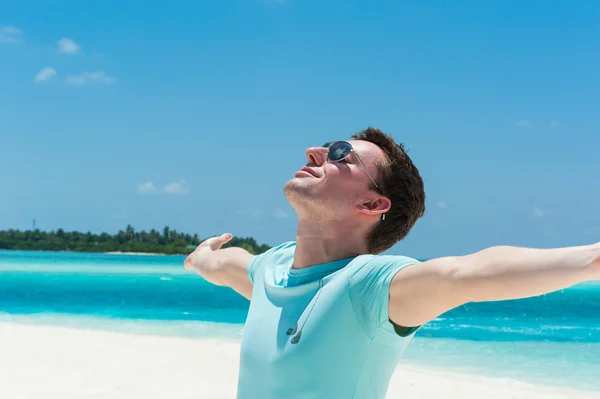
top-left (295, 279), bottom-right (323, 334)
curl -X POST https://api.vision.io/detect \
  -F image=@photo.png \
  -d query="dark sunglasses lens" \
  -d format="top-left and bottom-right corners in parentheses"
top-left (328, 141), bottom-right (352, 161)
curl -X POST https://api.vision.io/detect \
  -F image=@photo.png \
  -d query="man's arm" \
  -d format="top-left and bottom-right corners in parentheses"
top-left (184, 233), bottom-right (254, 300)
top-left (389, 243), bottom-right (600, 328)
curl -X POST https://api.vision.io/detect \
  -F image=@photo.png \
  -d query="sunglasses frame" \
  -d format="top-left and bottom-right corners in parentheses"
top-left (323, 141), bottom-right (382, 193)
top-left (323, 141), bottom-right (387, 221)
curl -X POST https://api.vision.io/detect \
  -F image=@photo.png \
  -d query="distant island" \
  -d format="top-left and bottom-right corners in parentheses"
top-left (0, 225), bottom-right (272, 255)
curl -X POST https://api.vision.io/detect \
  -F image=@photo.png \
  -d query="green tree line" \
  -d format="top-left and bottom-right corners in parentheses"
top-left (0, 225), bottom-right (272, 255)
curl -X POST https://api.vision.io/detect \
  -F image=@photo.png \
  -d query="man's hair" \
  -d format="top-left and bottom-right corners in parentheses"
top-left (351, 127), bottom-right (426, 254)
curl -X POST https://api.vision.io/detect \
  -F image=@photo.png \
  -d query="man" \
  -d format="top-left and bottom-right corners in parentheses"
top-left (185, 127), bottom-right (599, 399)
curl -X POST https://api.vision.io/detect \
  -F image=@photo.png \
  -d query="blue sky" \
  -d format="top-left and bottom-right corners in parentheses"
top-left (1, 0), bottom-right (599, 259)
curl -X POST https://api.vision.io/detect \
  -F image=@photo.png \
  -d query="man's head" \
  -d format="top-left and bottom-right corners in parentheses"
top-left (350, 127), bottom-right (426, 253)
top-left (284, 127), bottom-right (425, 254)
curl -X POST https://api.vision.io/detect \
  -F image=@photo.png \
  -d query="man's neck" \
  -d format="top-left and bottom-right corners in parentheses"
top-left (292, 220), bottom-right (368, 269)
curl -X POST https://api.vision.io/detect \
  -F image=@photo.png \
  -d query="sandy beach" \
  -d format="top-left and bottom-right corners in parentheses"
top-left (0, 323), bottom-right (597, 399)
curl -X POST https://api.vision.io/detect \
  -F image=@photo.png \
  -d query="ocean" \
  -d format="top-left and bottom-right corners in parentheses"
top-left (1, 249), bottom-right (599, 392)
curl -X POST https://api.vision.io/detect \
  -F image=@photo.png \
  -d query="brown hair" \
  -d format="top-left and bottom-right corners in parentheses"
top-left (351, 127), bottom-right (426, 254)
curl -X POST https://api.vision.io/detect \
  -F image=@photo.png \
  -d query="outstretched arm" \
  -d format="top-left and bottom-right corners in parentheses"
top-left (184, 233), bottom-right (254, 300)
top-left (389, 243), bottom-right (600, 328)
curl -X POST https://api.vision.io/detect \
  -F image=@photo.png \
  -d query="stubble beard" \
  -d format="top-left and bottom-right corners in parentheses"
top-left (283, 178), bottom-right (333, 221)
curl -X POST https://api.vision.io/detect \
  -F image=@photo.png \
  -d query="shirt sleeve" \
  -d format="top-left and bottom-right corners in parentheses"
top-left (347, 255), bottom-right (421, 339)
top-left (247, 241), bottom-right (295, 284)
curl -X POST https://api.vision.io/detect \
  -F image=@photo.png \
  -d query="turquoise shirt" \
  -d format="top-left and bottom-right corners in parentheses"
top-left (237, 241), bottom-right (421, 399)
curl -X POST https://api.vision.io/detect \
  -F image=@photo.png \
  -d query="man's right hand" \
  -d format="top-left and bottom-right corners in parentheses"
top-left (184, 233), bottom-right (255, 300)
top-left (184, 233), bottom-right (233, 274)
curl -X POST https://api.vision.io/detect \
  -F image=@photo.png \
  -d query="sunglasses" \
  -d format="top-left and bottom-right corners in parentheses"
top-left (322, 141), bottom-right (382, 194)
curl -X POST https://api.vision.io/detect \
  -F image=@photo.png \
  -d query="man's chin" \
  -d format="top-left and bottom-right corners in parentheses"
top-left (283, 179), bottom-right (315, 199)
top-left (284, 176), bottom-right (303, 188)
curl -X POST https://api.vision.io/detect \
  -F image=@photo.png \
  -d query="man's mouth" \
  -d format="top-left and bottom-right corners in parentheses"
top-left (298, 166), bottom-right (320, 178)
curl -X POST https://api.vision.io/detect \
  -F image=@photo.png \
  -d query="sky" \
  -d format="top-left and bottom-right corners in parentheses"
top-left (1, 0), bottom-right (599, 259)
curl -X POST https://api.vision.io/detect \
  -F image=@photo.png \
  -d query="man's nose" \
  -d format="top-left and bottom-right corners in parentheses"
top-left (305, 147), bottom-right (328, 166)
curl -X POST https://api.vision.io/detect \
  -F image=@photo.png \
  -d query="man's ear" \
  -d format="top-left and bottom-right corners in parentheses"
top-left (357, 196), bottom-right (391, 217)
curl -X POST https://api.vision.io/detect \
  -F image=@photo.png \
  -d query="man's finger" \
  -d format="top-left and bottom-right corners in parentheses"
top-left (210, 233), bottom-right (233, 250)
top-left (200, 233), bottom-right (233, 251)
top-left (184, 255), bottom-right (194, 270)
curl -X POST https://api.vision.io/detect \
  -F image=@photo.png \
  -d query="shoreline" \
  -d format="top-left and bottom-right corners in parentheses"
top-left (0, 249), bottom-right (186, 256)
top-left (1, 322), bottom-right (598, 399)
top-left (103, 251), bottom-right (172, 256)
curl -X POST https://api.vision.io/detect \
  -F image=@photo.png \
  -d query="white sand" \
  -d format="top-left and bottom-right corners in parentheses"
top-left (0, 323), bottom-right (597, 399)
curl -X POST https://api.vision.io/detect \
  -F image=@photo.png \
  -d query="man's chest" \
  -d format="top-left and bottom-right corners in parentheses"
top-left (240, 275), bottom-right (369, 370)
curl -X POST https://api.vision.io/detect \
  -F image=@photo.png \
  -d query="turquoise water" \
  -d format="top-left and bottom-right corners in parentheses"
top-left (1, 249), bottom-right (599, 391)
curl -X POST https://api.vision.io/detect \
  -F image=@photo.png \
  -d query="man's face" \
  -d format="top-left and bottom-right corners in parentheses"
top-left (284, 139), bottom-right (385, 219)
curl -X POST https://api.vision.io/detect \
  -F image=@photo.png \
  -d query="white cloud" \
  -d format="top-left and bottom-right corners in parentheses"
top-left (437, 201), bottom-right (447, 208)
top-left (138, 181), bottom-right (157, 194)
top-left (34, 67), bottom-right (56, 83)
top-left (549, 121), bottom-right (558, 129)
top-left (533, 206), bottom-right (547, 217)
top-left (162, 179), bottom-right (190, 195)
top-left (66, 71), bottom-right (115, 85)
top-left (138, 179), bottom-right (190, 195)
top-left (110, 211), bottom-right (128, 220)
top-left (237, 208), bottom-right (263, 218)
top-left (516, 120), bottom-right (534, 129)
top-left (0, 26), bottom-right (23, 44)
top-left (57, 38), bottom-right (81, 54)
top-left (274, 209), bottom-right (289, 219)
